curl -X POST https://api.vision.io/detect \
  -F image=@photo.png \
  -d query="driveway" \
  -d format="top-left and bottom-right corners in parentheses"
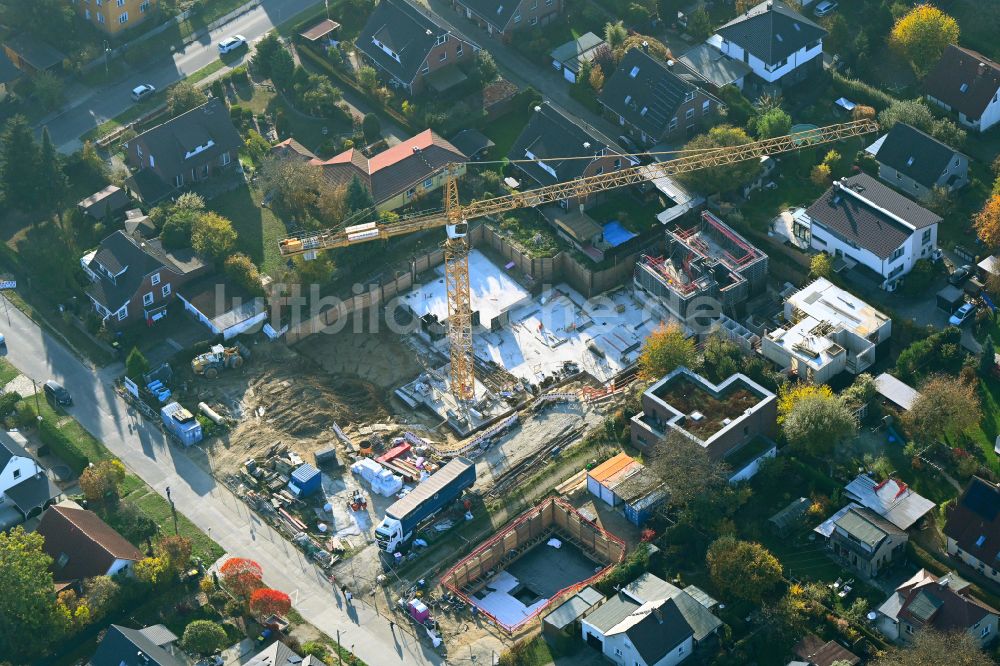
top-left (0, 292), bottom-right (442, 666)
top-left (41, 0), bottom-right (326, 153)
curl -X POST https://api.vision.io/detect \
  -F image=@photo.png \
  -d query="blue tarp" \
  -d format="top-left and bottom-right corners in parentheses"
top-left (602, 221), bottom-right (637, 248)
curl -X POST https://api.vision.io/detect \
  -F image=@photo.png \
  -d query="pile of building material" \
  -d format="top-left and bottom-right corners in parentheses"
top-left (351, 457), bottom-right (404, 497)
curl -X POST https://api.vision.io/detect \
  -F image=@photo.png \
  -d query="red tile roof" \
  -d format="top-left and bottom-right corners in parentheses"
top-left (37, 504), bottom-right (143, 583)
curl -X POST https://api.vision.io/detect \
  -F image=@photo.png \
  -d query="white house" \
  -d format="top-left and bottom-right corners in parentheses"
top-left (713, 0), bottom-right (826, 86)
top-left (581, 573), bottom-right (721, 666)
top-left (866, 123), bottom-right (969, 201)
top-left (803, 174), bottom-right (942, 291)
top-left (925, 44), bottom-right (1000, 133)
top-left (177, 277), bottom-right (267, 340)
top-left (0, 430), bottom-right (60, 527)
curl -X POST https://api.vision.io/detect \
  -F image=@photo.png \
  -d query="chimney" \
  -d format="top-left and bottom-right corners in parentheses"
top-left (533, 105), bottom-right (542, 112)
top-left (667, 59), bottom-right (674, 67)
top-left (979, 62), bottom-right (987, 76)
top-left (641, 40), bottom-right (649, 53)
top-left (583, 141), bottom-right (591, 150)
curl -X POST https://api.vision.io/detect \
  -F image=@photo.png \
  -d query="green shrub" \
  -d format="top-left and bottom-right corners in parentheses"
top-left (231, 66), bottom-right (249, 84)
top-left (38, 415), bottom-right (89, 473)
top-left (0, 391), bottom-right (21, 418)
top-left (831, 71), bottom-right (898, 111)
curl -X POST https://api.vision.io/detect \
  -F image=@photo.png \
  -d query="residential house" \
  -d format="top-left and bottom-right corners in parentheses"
top-left (843, 473), bottom-right (935, 531)
top-left (0, 430), bottom-right (61, 528)
top-left (803, 174), bottom-right (942, 290)
top-left (713, 0), bottom-right (826, 87)
top-left (243, 640), bottom-right (305, 666)
top-left (762, 278), bottom-right (892, 383)
top-left (90, 624), bottom-right (182, 666)
top-left (124, 208), bottom-right (157, 239)
top-left (178, 277), bottom-right (267, 340)
top-left (826, 506), bottom-right (908, 577)
top-left (867, 123), bottom-right (969, 201)
top-left (2, 35), bottom-right (65, 75)
top-left (543, 586), bottom-right (606, 637)
top-left (125, 99), bottom-right (242, 203)
top-left (630, 367), bottom-right (777, 465)
top-left (508, 102), bottom-right (628, 209)
top-left (449, 129), bottom-right (495, 160)
top-left (581, 572), bottom-right (722, 666)
top-left (74, 0), bottom-right (158, 34)
top-left (876, 569), bottom-right (998, 647)
top-left (80, 230), bottom-right (210, 328)
top-left (549, 32), bottom-right (605, 84)
top-left (944, 477), bottom-right (1000, 584)
top-left (453, 0), bottom-right (562, 41)
top-left (272, 129), bottom-right (468, 212)
top-left (599, 48), bottom-right (721, 146)
top-left (78, 185), bottom-right (130, 220)
top-left (678, 42), bottom-right (751, 92)
top-left (37, 500), bottom-right (144, 584)
top-left (356, 0), bottom-right (477, 96)
top-left (0, 51), bottom-right (22, 101)
top-left (792, 634), bottom-right (860, 666)
top-left (925, 45), bottom-right (1000, 133)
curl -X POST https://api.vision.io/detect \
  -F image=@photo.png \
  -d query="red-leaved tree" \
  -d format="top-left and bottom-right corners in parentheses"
top-left (249, 588), bottom-right (292, 618)
top-left (219, 557), bottom-right (264, 603)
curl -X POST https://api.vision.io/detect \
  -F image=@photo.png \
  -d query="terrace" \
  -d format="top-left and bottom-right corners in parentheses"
top-left (652, 375), bottom-right (760, 441)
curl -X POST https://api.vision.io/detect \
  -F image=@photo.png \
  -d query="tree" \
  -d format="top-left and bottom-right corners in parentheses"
top-left (779, 384), bottom-right (858, 456)
top-left (676, 125), bottom-right (762, 195)
top-left (896, 326), bottom-right (964, 382)
top-left (160, 192), bottom-right (206, 248)
top-left (842, 372), bottom-right (877, 411)
top-left (810, 163), bottom-right (832, 186)
top-left (822, 149), bottom-right (842, 175)
top-left (476, 51), bottom-right (499, 83)
top-left (638, 322), bottom-right (698, 379)
top-left (219, 557), bottom-right (264, 603)
top-left (190, 212), bottom-right (237, 261)
top-left (125, 346), bottom-right (149, 381)
top-left (135, 556), bottom-right (170, 585)
top-left (301, 79), bottom-right (342, 116)
top-left (270, 48), bottom-right (295, 89)
top-left (158, 535), bottom-right (193, 573)
top-left (974, 195), bottom-right (1000, 250)
top-left (604, 20), bottom-right (628, 49)
top-left (166, 82), bottom-right (206, 117)
top-left (926, 185), bottom-right (955, 217)
top-left (82, 575), bottom-right (120, 622)
top-left (244, 130), bottom-right (272, 165)
top-left (79, 459), bottom-right (126, 506)
top-left (249, 588), bottom-right (292, 618)
top-left (224, 253), bottom-right (265, 296)
top-left (903, 374), bottom-right (982, 446)
top-left (111, 501), bottom-right (157, 545)
top-left (1, 0), bottom-right (75, 43)
top-left (345, 174), bottom-right (375, 213)
top-left (706, 536), bottom-right (782, 603)
top-left (810, 252), bottom-right (833, 279)
top-left (871, 629), bottom-right (992, 666)
top-left (181, 619), bottom-right (228, 656)
top-left (588, 66), bottom-right (605, 91)
top-left (38, 127), bottom-right (68, 221)
top-left (251, 34), bottom-right (283, 77)
top-left (754, 107), bottom-right (791, 139)
top-left (0, 115), bottom-right (41, 211)
top-left (32, 71), bottom-right (64, 111)
top-left (889, 4), bottom-right (960, 76)
top-left (980, 336), bottom-right (995, 376)
top-left (687, 8), bottom-right (713, 40)
top-left (0, 527), bottom-right (59, 660)
top-left (651, 430), bottom-right (730, 509)
top-left (362, 113), bottom-right (381, 143)
top-left (259, 155), bottom-right (325, 219)
top-left (824, 14), bottom-right (850, 54)
top-left (878, 99), bottom-right (966, 147)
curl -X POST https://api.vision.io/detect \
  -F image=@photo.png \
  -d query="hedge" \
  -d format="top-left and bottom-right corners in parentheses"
top-left (38, 415), bottom-right (90, 473)
top-left (0, 391), bottom-right (21, 418)
top-left (831, 71), bottom-right (899, 111)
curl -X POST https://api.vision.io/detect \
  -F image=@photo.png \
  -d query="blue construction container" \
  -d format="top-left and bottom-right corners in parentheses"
top-left (160, 402), bottom-right (203, 447)
top-left (289, 463), bottom-right (322, 497)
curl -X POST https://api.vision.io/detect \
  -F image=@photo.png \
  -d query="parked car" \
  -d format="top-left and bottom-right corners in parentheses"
top-left (218, 35), bottom-right (247, 54)
top-left (130, 84), bottom-right (156, 102)
top-left (949, 302), bottom-right (976, 326)
top-left (948, 264), bottom-right (973, 285)
top-left (814, 1), bottom-right (838, 16)
top-left (0, 334), bottom-right (6, 349)
top-left (43, 380), bottom-right (72, 407)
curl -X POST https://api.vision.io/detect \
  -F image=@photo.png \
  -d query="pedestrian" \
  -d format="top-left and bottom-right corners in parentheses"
top-left (389, 620), bottom-right (395, 632)
top-left (165, 486), bottom-right (171, 501)
top-left (341, 584), bottom-right (348, 597)
top-left (346, 591), bottom-right (353, 603)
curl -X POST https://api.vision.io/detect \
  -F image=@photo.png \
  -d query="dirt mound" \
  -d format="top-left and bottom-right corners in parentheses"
top-left (246, 373), bottom-right (387, 437)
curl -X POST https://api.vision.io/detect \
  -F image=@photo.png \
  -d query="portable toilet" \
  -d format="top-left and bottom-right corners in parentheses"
top-left (160, 402), bottom-right (203, 447)
top-left (289, 463), bottom-right (321, 497)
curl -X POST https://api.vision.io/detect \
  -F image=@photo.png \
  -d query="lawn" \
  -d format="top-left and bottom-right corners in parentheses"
top-left (207, 184), bottom-right (288, 276)
top-left (481, 105), bottom-right (535, 169)
top-left (964, 378), bottom-right (1000, 478)
top-left (587, 191), bottom-right (665, 235)
top-left (31, 397), bottom-right (112, 465)
top-left (0, 357), bottom-right (19, 387)
top-left (231, 81), bottom-right (353, 156)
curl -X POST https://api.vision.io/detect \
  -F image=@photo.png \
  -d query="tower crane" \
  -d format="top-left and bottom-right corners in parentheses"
top-left (279, 118), bottom-right (879, 402)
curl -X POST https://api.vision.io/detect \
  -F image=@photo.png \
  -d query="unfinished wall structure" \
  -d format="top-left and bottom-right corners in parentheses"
top-left (634, 211), bottom-right (768, 324)
top-left (440, 497), bottom-right (626, 634)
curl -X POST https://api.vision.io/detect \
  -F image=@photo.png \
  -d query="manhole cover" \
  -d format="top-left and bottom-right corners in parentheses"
top-left (51, 465), bottom-right (73, 481)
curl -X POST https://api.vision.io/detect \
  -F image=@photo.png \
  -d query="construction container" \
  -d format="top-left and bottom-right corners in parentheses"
top-left (289, 463), bottom-right (321, 497)
top-left (160, 402), bottom-right (203, 447)
top-left (314, 446), bottom-right (339, 468)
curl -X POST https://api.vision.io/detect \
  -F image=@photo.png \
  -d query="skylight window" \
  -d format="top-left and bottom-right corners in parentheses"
top-left (776, 33), bottom-right (783, 42)
top-left (630, 66), bottom-right (640, 77)
top-left (960, 83), bottom-right (969, 93)
top-left (640, 106), bottom-right (648, 116)
top-left (906, 157), bottom-right (914, 166)
top-left (624, 95), bottom-right (632, 105)
top-left (497, 5), bottom-right (503, 13)
top-left (977, 535), bottom-right (987, 547)
top-left (793, 23), bottom-right (800, 31)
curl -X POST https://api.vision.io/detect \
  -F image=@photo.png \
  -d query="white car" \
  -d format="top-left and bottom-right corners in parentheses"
top-left (814, 1), bottom-right (838, 17)
top-left (130, 84), bottom-right (156, 102)
top-left (218, 35), bottom-right (247, 54)
top-left (949, 302), bottom-right (976, 326)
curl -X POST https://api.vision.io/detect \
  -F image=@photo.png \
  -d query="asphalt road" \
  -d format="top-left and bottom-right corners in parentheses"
top-left (43, 0), bottom-right (324, 153)
top-left (0, 296), bottom-right (442, 666)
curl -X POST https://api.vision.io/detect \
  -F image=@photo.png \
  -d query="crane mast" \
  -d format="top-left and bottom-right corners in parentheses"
top-left (277, 118), bottom-right (879, 402)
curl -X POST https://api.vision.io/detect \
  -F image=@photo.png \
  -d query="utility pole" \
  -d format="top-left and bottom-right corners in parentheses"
top-left (336, 629), bottom-right (341, 665)
top-left (31, 378), bottom-right (40, 415)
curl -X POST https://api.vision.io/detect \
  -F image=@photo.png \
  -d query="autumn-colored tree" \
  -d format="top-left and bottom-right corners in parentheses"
top-left (638, 323), bottom-right (698, 379)
top-left (974, 195), bottom-right (1000, 250)
top-left (889, 5), bottom-right (960, 76)
top-left (677, 125), bottom-right (762, 195)
top-left (191, 212), bottom-right (237, 262)
top-left (810, 252), bottom-right (833, 279)
top-left (706, 536), bottom-right (783, 603)
top-left (872, 628), bottom-right (992, 666)
top-left (82, 575), bottom-right (120, 622)
top-left (219, 557), bottom-right (264, 603)
top-left (588, 66), bottom-right (605, 92)
top-left (134, 557), bottom-right (170, 586)
top-left (224, 253), bottom-right (265, 296)
top-left (779, 383), bottom-right (858, 456)
top-left (79, 460), bottom-right (126, 506)
top-left (902, 374), bottom-right (982, 446)
top-left (158, 535), bottom-right (193, 573)
top-left (810, 163), bottom-right (832, 186)
top-left (249, 588), bottom-right (292, 618)
top-left (852, 104), bottom-right (876, 120)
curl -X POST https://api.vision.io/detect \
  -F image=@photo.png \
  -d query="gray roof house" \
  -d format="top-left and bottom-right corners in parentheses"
top-left (924, 45), bottom-right (1000, 133)
top-left (679, 42), bottom-right (752, 91)
top-left (549, 32), bottom-right (605, 84)
top-left (0, 430), bottom-right (61, 528)
top-left (827, 506), bottom-right (908, 578)
top-left (599, 47), bottom-right (721, 145)
top-left (867, 123), bottom-right (969, 201)
top-left (454, 0), bottom-right (564, 42)
top-left (90, 624), bottom-right (183, 666)
top-left (713, 0), bottom-right (826, 86)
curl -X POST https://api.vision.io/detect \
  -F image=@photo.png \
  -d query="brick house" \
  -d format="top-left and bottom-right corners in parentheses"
top-left (508, 102), bottom-right (630, 210)
top-left (356, 0), bottom-right (478, 96)
top-left (124, 99), bottom-right (242, 203)
top-left (599, 47), bottom-right (721, 146)
top-left (452, 0), bottom-right (562, 41)
top-left (73, 0), bottom-right (158, 35)
top-left (80, 230), bottom-right (209, 328)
